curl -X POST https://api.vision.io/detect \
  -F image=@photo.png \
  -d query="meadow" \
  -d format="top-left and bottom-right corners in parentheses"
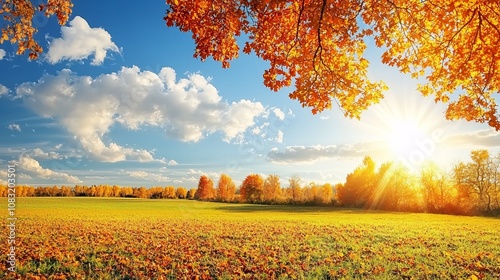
top-left (1, 198), bottom-right (499, 279)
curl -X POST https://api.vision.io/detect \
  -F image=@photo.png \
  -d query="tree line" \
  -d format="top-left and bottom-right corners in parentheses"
top-left (0, 184), bottom-right (195, 200)
top-left (2, 149), bottom-right (499, 216)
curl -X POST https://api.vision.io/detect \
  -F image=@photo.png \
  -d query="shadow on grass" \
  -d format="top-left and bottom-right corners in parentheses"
top-left (213, 204), bottom-right (409, 215)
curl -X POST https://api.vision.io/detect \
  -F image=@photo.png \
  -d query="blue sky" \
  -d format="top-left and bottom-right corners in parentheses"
top-left (1, 1), bottom-right (499, 189)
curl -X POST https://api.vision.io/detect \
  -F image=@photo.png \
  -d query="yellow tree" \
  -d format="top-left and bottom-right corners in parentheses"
top-left (217, 174), bottom-right (236, 202)
top-left (165, 0), bottom-right (500, 130)
top-left (0, 0), bottom-right (73, 59)
top-left (176, 186), bottom-right (187, 198)
top-left (420, 161), bottom-right (454, 213)
top-left (163, 186), bottom-right (177, 199)
top-left (186, 188), bottom-right (196, 199)
top-left (240, 174), bottom-right (264, 203)
top-left (263, 174), bottom-right (281, 203)
top-left (288, 174), bottom-right (303, 204)
top-left (320, 183), bottom-right (333, 205)
top-left (112, 185), bottom-right (121, 197)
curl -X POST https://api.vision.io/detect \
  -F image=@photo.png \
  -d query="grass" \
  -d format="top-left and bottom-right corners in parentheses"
top-left (1, 197), bottom-right (499, 279)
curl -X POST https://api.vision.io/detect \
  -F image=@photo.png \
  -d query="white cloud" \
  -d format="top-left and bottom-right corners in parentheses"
top-left (55, 144), bottom-right (63, 149)
top-left (18, 155), bottom-right (81, 183)
top-left (446, 129), bottom-right (500, 148)
top-left (268, 143), bottom-right (386, 164)
top-left (275, 130), bottom-right (284, 143)
top-left (31, 148), bottom-right (61, 159)
top-left (0, 84), bottom-right (9, 96)
top-left (187, 169), bottom-right (219, 179)
top-left (0, 170), bottom-right (6, 184)
top-left (8, 123), bottom-right (21, 132)
top-left (46, 16), bottom-right (120, 65)
top-left (168, 160), bottom-right (178, 166)
top-left (272, 108), bottom-right (285, 121)
top-left (126, 170), bottom-right (170, 183)
top-left (221, 100), bottom-right (265, 141)
top-left (0, 49), bottom-right (5, 60)
top-left (16, 66), bottom-right (265, 162)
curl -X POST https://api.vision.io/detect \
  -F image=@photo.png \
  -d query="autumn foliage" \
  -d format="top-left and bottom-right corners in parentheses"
top-left (240, 173), bottom-right (264, 203)
top-left (217, 173), bottom-right (236, 202)
top-left (2, 1), bottom-right (498, 128)
top-left (195, 175), bottom-right (215, 201)
top-left (165, 0), bottom-right (500, 130)
top-left (0, 0), bottom-right (73, 59)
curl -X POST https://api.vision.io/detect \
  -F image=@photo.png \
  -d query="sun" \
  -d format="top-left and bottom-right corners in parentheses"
top-left (385, 118), bottom-right (424, 157)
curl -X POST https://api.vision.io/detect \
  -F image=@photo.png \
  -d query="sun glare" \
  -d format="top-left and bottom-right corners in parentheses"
top-left (386, 118), bottom-right (424, 157)
top-left (361, 92), bottom-right (446, 169)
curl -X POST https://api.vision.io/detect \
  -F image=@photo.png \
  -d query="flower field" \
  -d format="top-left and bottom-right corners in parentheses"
top-left (1, 198), bottom-right (499, 279)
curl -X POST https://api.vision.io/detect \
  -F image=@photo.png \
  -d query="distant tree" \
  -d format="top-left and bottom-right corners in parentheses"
top-left (320, 183), bottom-right (334, 205)
top-left (337, 156), bottom-right (376, 208)
top-left (0, 185), bottom-right (7, 197)
top-left (420, 162), bottom-right (455, 213)
top-left (163, 186), bottom-right (177, 199)
top-left (453, 150), bottom-right (500, 214)
top-left (195, 175), bottom-right (215, 201)
top-left (120, 186), bottom-right (134, 197)
top-left (60, 185), bottom-right (73, 197)
top-left (134, 187), bottom-right (149, 199)
top-left (112, 185), bottom-right (121, 197)
top-left (240, 174), bottom-right (264, 203)
top-left (176, 187), bottom-right (188, 199)
top-left (149, 187), bottom-right (164, 199)
top-left (263, 174), bottom-right (281, 203)
top-left (217, 174), bottom-right (236, 202)
top-left (187, 188), bottom-right (197, 200)
top-left (371, 162), bottom-right (418, 211)
top-left (288, 174), bottom-right (303, 204)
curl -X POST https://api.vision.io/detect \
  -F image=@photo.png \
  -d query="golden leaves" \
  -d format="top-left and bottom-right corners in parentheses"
top-left (1, 0), bottom-right (72, 59)
top-left (165, 0), bottom-right (500, 129)
top-left (165, 0), bottom-right (245, 68)
top-left (364, 0), bottom-right (500, 130)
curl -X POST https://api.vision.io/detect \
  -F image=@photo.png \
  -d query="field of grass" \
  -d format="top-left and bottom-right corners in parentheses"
top-left (1, 197), bottom-right (499, 279)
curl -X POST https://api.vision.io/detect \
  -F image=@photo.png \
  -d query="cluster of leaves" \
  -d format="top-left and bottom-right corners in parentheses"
top-left (165, 0), bottom-right (500, 129)
top-left (1, 198), bottom-right (499, 279)
top-left (0, 0), bottom-right (73, 59)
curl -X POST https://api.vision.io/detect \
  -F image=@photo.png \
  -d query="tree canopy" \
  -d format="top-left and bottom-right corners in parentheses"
top-left (2, 1), bottom-right (499, 129)
top-left (165, 0), bottom-right (500, 129)
top-left (0, 0), bottom-right (73, 59)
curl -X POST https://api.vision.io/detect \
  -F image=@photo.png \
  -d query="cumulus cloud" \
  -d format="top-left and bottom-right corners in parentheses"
top-left (16, 66), bottom-right (265, 162)
top-left (272, 108), bottom-right (285, 121)
top-left (187, 169), bottom-right (219, 179)
top-left (0, 49), bottom-right (5, 60)
top-left (8, 123), bottom-right (21, 132)
top-left (126, 170), bottom-right (170, 183)
top-left (0, 84), bottom-right (8, 96)
top-left (168, 160), bottom-right (178, 166)
top-left (268, 142), bottom-right (386, 164)
top-left (46, 16), bottom-right (120, 65)
top-left (18, 155), bottom-right (81, 183)
top-left (31, 148), bottom-right (61, 159)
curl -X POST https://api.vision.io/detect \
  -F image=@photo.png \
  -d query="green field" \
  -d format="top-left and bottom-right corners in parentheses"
top-left (1, 198), bottom-right (499, 279)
